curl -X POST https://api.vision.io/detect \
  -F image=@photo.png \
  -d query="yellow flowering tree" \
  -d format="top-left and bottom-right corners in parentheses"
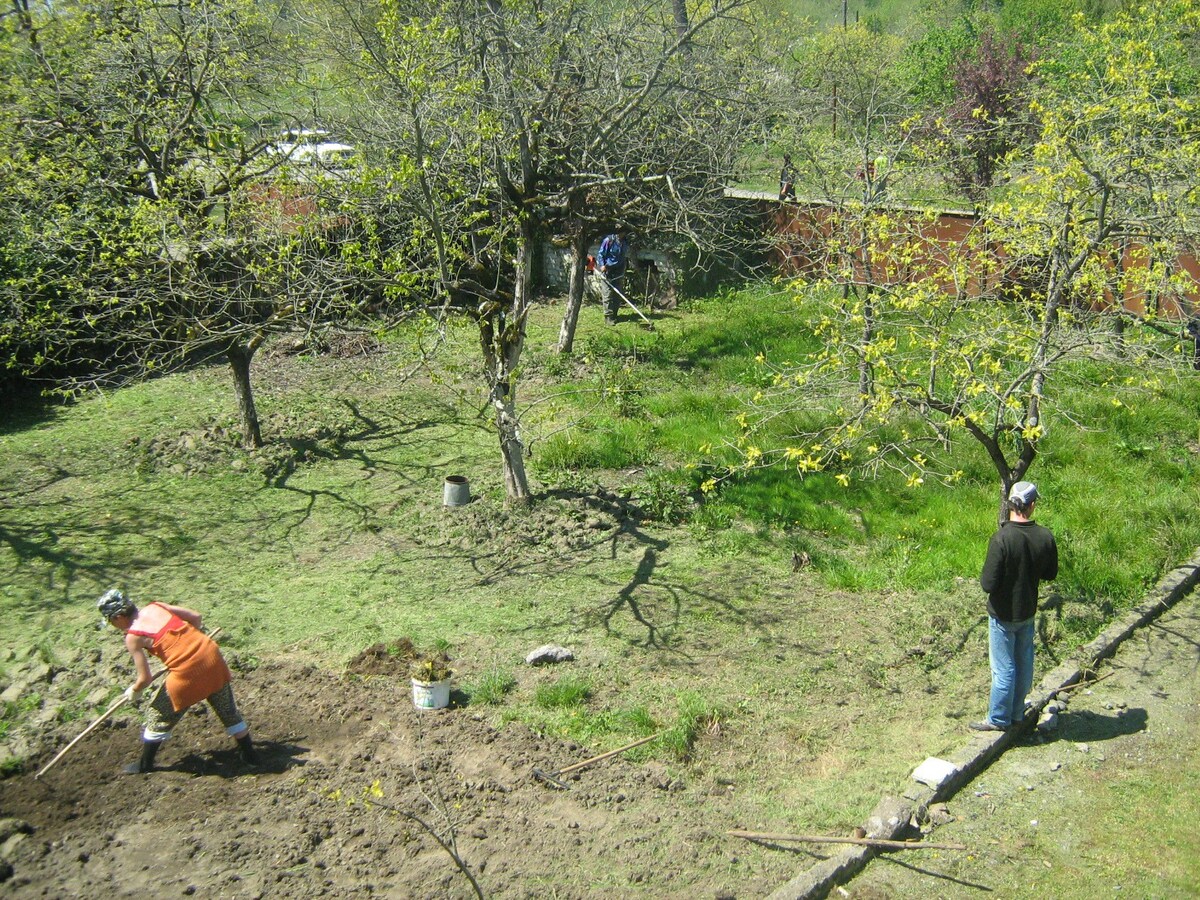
top-left (745, 3), bottom-right (1200, 522)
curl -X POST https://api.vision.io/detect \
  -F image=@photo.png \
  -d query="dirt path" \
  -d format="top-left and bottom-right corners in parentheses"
top-left (843, 589), bottom-right (1200, 898)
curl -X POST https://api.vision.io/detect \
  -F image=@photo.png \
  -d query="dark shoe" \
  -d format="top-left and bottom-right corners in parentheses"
top-left (237, 734), bottom-right (259, 766)
top-left (122, 739), bottom-right (162, 774)
top-left (968, 720), bottom-right (1006, 732)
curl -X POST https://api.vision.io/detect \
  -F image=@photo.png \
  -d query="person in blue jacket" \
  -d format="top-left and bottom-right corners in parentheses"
top-left (597, 229), bottom-right (629, 324)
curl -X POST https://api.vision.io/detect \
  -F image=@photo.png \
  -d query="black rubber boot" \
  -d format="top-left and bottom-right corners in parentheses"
top-left (122, 739), bottom-right (161, 775)
top-left (236, 734), bottom-right (258, 766)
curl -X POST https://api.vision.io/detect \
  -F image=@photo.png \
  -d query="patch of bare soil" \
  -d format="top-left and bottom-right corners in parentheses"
top-left (345, 640), bottom-right (417, 677)
top-left (0, 650), bottom-right (759, 899)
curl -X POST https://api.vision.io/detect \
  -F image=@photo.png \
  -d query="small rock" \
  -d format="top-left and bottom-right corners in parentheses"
top-left (912, 757), bottom-right (957, 788)
top-left (1051, 762), bottom-right (1062, 772)
top-left (524, 645), bottom-right (574, 666)
top-left (927, 803), bottom-right (955, 826)
top-left (1077, 743), bottom-right (1090, 754)
top-left (0, 819), bottom-right (33, 843)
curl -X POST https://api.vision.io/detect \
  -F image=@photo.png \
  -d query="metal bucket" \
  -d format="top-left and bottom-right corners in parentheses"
top-left (443, 475), bottom-right (470, 507)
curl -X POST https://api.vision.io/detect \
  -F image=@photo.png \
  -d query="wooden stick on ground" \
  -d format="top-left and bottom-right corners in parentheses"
top-left (726, 830), bottom-right (968, 852)
top-left (1055, 671), bottom-right (1114, 694)
top-left (556, 732), bottom-right (662, 776)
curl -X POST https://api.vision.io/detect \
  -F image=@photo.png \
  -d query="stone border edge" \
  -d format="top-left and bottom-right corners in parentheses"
top-left (764, 549), bottom-right (1200, 900)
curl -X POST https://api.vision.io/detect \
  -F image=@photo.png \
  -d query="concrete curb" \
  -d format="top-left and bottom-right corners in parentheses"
top-left (764, 549), bottom-right (1200, 900)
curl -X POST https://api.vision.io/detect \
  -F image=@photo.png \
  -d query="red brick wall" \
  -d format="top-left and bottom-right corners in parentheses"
top-left (767, 200), bottom-right (1198, 320)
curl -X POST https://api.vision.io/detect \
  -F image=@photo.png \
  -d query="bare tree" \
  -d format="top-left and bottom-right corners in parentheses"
top-left (1, 0), bottom-right (357, 447)
top-left (325, 0), bottom-right (761, 502)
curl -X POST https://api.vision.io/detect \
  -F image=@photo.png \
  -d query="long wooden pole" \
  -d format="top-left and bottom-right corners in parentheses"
top-left (556, 732), bottom-right (662, 776)
top-left (34, 671), bottom-right (163, 780)
top-left (35, 627), bottom-right (222, 780)
top-left (727, 830), bottom-right (968, 852)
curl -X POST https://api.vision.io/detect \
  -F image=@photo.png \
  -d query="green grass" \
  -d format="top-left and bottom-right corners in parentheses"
top-left (534, 674), bottom-right (592, 709)
top-left (464, 669), bottom-right (517, 706)
top-left (3, 283), bottom-right (1199, 842)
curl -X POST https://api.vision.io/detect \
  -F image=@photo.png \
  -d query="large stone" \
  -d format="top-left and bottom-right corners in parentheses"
top-left (525, 644), bottom-right (575, 665)
top-left (24, 662), bottom-right (53, 684)
top-left (866, 796), bottom-right (915, 839)
top-left (0, 683), bottom-right (23, 704)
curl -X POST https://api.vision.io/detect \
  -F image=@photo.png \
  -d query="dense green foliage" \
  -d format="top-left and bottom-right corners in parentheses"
top-left (528, 286), bottom-right (1200, 604)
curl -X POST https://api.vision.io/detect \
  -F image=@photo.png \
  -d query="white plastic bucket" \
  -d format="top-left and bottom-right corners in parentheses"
top-left (412, 678), bottom-right (451, 710)
top-left (443, 475), bottom-right (470, 507)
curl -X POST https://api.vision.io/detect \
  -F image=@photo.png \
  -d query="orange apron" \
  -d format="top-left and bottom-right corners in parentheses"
top-left (129, 603), bottom-right (232, 712)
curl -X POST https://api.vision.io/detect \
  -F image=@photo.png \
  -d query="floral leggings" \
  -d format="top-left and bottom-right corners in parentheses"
top-left (143, 682), bottom-right (248, 742)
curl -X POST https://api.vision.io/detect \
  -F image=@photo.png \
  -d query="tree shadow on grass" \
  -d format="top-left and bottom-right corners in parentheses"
top-left (361, 483), bottom-right (776, 652)
top-left (0, 466), bottom-right (202, 611)
top-left (528, 487), bottom-right (773, 650)
top-left (0, 397), bottom-right (484, 614)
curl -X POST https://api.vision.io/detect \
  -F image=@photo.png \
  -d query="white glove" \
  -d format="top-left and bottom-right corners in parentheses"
top-left (123, 685), bottom-right (142, 704)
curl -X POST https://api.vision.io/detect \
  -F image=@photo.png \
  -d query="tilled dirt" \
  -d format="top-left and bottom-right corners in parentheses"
top-left (0, 655), bottom-right (754, 899)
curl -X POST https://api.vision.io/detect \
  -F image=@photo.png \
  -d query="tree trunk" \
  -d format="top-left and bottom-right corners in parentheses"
top-left (556, 230), bottom-right (589, 355)
top-left (496, 396), bottom-right (531, 503)
top-left (227, 343), bottom-right (263, 449)
top-left (671, 0), bottom-right (690, 42)
top-left (481, 224), bottom-right (535, 506)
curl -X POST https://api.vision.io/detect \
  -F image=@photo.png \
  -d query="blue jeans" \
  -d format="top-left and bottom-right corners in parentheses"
top-left (988, 616), bottom-right (1035, 728)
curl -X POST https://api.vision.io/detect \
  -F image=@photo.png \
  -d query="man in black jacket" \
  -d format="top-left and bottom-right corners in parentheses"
top-left (971, 481), bottom-right (1058, 732)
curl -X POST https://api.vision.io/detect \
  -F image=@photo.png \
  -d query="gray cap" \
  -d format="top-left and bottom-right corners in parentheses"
top-left (97, 588), bottom-right (134, 620)
top-left (1008, 481), bottom-right (1040, 506)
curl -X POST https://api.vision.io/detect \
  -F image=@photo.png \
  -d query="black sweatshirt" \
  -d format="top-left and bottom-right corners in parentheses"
top-left (980, 519), bottom-right (1059, 622)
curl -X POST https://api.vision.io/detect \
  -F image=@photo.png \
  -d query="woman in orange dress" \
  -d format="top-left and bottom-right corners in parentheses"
top-left (98, 589), bottom-right (257, 774)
